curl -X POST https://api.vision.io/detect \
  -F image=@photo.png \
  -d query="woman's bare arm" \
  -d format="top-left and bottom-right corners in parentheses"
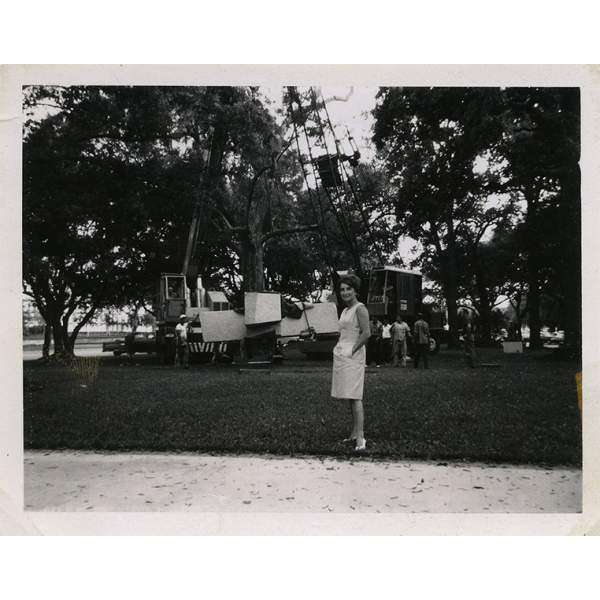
top-left (352, 305), bottom-right (372, 355)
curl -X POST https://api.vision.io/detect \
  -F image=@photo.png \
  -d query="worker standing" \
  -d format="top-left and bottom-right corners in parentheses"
top-left (367, 317), bottom-right (378, 365)
top-left (369, 317), bottom-right (383, 367)
top-left (391, 315), bottom-right (412, 367)
top-left (381, 317), bottom-right (392, 365)
top-left (175, 314), bottom-right (190, 369)
top-left (413, 313), bottom-right (430, 369)
top-left (463, 320), bottom-right (478, 368)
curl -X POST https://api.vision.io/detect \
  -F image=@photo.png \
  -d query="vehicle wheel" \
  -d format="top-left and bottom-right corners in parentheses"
top-left (113, 351), bottom-right (121, 357)
top-left (429, 336), bottom-right (440, 354)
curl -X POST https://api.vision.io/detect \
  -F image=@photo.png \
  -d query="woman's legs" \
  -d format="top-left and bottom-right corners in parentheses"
top-left (353, 400), bottom-right (366, 450)
top-left (347, 399), bottom-right (358, 439)
top-left (351, 399), bottom-right (364, 442)
top-left (345, 399), bottom-right (364, 441)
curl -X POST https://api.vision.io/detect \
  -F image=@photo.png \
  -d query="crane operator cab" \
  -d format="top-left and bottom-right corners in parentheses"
top-left (159, 274), bottom-right (187, 322)
top-left (156, 273), bottom-right (234, 364)
top-left (158, 273), bottom-right (217, 324)
top-left (314, 150), bottom-right (361, 190)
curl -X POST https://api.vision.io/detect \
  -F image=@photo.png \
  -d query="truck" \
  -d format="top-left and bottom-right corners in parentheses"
top-left (365, 266), bottom-right (446, 353)
top-left (102, 332), bottom-right (157, 357)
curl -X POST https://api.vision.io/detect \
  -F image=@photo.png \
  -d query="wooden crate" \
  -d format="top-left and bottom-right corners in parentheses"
top-left (244, 292), bottom-right (281, 325)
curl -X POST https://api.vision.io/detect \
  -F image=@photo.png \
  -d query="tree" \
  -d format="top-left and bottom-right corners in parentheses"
top-left (454, 202), bottom-right (519, 342)
top-left (498, 87), bottom-right (580, 351)
top-left (372, 87), bottom-right (505, 346)
top-left (470, 221), bottom-right (529, 340)
top-left (24, 85), bottom-right (324, 358)
top-left (160, 86), bottom-right (322, 298)
top-left (23, 85), bottom-right (200, 356)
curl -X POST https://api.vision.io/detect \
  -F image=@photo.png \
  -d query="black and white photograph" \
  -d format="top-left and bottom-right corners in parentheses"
top-left (1, 65), bottom-right (596, 535)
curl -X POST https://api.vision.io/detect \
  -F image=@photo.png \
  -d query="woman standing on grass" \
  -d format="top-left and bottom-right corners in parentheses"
top-left (331, 274), bottom-right (371, 451)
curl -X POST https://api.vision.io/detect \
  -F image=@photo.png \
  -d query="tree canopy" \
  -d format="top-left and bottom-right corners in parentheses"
top-left (372, 87), bottom-right (507, 345)
top-left (23, 84), bottom-right (581, 357)
top-left (23, 85), bottom-right (349, 355)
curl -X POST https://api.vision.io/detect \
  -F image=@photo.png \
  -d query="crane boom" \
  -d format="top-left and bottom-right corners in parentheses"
top-left (182, 130), bottom-right (214, 279)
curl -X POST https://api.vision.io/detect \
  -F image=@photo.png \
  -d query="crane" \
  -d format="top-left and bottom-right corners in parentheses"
top-left (154, 129), bottom-right (233, 364)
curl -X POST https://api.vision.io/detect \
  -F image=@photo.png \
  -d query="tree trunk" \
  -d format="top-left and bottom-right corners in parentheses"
top-left (51, 321), bottom-right (66, 356)
top-left (476, 292), bottom-right (493, 344)
top-left (244, 177), bottom-right (269, 293)
top-left (524, 185), bottom-right (543, 350)
top-left (527, 279), bottom-right (542, 350)
top-left (330, 270), bottom-right (342, 306)
top-left (46, 305), bottom-right (64, 357)
top-left (60, 319), bottom-right (75, 356)
top-left (42, 322), bottom-right (51, 359)
top-left (473, 259), bottom-right (493, 344)
top-left (444, 278), bottom-right (460, 348)
top-left (130, 306), bottom-right (140, 335)
top-left (444, 217), bottom-right (460, 349)
top-left (48, 313), bottom-right (74, 358)
top-left (244, 238), bottom-right (265, 293)
top-left (515, 314), bottom-right (523, 340)
top-left (255, 244), bottom-right (264, 292)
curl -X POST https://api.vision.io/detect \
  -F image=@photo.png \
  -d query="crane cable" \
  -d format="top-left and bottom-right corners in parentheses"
top-left (290, 88), bottom-right (355, 253)
top-left (287, 90), bottom-right (338, 283)
top-left (184, 127), bottom-right (215, 279)
top-left (318, 88), bottom-right (386, 267)
top-left (307, 88), bottom-right (359, 252)
top-left (291, 117), bottom-right (332, 263)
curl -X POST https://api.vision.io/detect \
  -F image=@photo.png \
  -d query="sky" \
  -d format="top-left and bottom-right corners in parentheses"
top-left (309, 86), bottom-right (379, 160)
top-left (261, 86), bottom-right (380, 161)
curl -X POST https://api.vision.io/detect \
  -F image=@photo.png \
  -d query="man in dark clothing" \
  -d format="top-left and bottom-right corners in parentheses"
top-left (368, 317), bottom-right (383, 366)
top-left (413, 313), bottom-right (430, 369)
top-left (391, 315), bottom-right (411, 367)
top-left (463, 320), bottom-right (477, 368)
top-left (175, 314), bottom-right (190, 368)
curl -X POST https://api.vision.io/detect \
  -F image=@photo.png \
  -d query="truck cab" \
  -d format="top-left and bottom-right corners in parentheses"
top-left (366, 266), bottom-right (422, 319)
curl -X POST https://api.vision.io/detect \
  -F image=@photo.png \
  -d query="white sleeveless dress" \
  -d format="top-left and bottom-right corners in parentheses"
top-left (330, 302), bottom-right (366, 400)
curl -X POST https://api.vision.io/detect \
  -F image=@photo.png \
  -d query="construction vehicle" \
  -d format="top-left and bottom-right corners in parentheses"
top-left (297, 266), bottom-right (446, 358)
top-left (287, 87), bottom-right (447, 357)
top-left (154, 272), bottom-right (233, 364)
top-left (153, 121), bottom-right (239, 364)
top-left (365, 266), bottom-right (446, 353)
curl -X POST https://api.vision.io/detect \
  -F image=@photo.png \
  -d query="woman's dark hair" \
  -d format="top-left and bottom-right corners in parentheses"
top-left (338, 273), bottom-right (361, 293)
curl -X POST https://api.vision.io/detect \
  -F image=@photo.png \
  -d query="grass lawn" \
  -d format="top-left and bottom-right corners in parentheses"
top-left (23, 347), bottom-right (582, 466)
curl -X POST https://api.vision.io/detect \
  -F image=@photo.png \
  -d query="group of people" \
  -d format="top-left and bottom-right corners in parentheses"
top-left (367, 314), bottom-right (431, 369)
